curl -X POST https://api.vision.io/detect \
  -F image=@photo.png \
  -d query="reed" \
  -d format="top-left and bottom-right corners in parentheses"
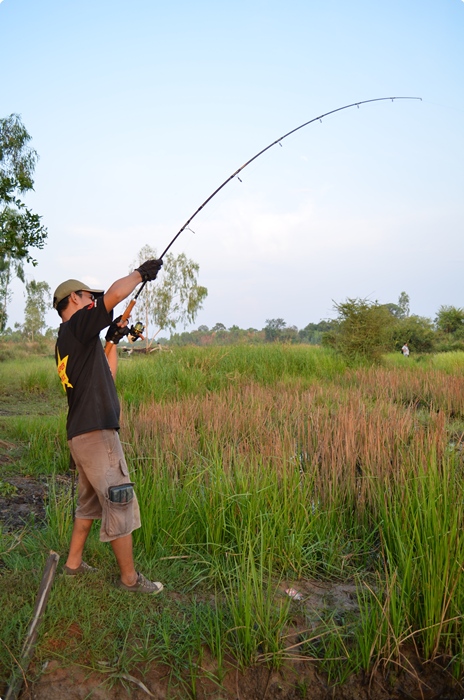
top-left (116, 344), bottom-right (347, 405)
top-left (375, 454), bottom-right (464, 661)
top-left (120, 354), bottom-right (464, 675)
top-left (2, 346), bottom-right (464, 688)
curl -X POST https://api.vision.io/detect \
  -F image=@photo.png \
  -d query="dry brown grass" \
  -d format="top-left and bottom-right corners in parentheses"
top-left (122, 366), bottom-right (457, 512)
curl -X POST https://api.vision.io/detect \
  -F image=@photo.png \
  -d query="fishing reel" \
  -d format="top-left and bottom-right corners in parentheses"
top-left (128, 321), bottom-right (145, 343)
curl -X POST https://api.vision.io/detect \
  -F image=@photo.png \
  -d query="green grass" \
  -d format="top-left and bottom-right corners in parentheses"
top-left (117, 344), bottom-right (347, 405)
top-left (1, 346), bottom-right (464, 696)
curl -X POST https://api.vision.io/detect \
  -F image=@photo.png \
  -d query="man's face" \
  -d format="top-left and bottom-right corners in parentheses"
top-left (64, 290), bottom-right (96, 318)
top-left (74, 290), bottom-right (95, 308)
top-left (59, 289), bottom-right (96, 321)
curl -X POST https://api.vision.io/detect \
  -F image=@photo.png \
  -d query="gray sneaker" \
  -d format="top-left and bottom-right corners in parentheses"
top-left (117, 572), bottom-right (164, 594)
top-left (63, 561), bottom-right (98, 576)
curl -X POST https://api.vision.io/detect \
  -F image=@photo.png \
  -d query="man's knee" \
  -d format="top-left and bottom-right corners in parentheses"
top-left (73, 517), bottom-right (94, 533)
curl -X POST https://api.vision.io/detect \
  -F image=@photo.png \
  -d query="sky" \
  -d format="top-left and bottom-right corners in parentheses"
top-left (1, 0), bottom-right (463, 334)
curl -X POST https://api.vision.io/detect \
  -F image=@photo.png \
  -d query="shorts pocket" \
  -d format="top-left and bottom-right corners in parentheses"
top-left (105, 456), bottom-right (130, 482)
top-left (103, 497), bottom-right (134, 538)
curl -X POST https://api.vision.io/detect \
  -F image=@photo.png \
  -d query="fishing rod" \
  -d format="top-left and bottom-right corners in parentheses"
top-left (105, 95), bottom-right (421, 354)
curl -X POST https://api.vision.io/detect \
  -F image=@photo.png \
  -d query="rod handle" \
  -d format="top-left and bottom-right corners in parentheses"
top-left (104, 298), bottom-right (137, 357)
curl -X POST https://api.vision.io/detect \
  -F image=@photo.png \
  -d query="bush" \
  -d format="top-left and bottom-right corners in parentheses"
top-left (324, 298), bottom-right (395, 364)
top-left (392, 314), bottom-right (436, 354)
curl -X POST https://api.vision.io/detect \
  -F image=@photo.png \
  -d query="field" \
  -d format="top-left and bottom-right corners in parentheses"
top-left (1, 345), bottom-right (464, 699)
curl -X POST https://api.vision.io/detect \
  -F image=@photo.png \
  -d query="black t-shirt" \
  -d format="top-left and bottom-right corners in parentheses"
top-left (55, 299), bottom-right (120, 440)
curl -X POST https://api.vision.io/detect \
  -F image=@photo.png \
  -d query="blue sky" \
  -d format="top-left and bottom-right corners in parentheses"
top-left (1, 0), bottom-right (463, 333)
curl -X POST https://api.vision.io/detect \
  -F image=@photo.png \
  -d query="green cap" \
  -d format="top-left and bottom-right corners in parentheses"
top-left (53, 279), bottom-right (104, 309)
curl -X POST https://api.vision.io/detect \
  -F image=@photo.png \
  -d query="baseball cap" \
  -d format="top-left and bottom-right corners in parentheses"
top-left (53, 279), bottom-right (104, 309)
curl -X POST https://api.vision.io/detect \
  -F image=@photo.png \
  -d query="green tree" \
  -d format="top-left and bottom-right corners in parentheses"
top-left (227, 324), bottom-right (249, 344)
top-left (393, 314), bottom-right (435, 354)
top-left (397, 291), bottom-right (410, 318)
top-left (0, 263), bottom-right (13, 332)
top-left (382, 292), bottom-right (410, 320)
top-left (433, 305), bottom-right (464, 351)
top-left (324, 298), bottom-right (395, 364)
top-left (0, 114), bottom-right (48, 331)
top-left (264, 318), bottom-right (286, 342)
top-left (299, 320), bottom-right (335, 345)
top-left (131, 245), bottom-right (208, 347)
top-left (23, 280), bottom-right (51, 341)
top-left (435, 305), bottom-right (464, 336)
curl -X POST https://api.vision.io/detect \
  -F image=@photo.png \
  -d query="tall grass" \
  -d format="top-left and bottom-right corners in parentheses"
top-left (120, 351), bottom-right (464, 677)
top-left (0, 356), bottom-right (60, 396)
top-left (2, 346), bottom-right (464, 692)
top-left (2, 414), bottom-right (68, 474)
top-left (375, 454), bottom-right (464, 664)
top-left (116, 344), bottom-right (347, 405)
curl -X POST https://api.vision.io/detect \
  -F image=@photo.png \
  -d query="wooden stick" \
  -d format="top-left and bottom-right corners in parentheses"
top-left (5, 550), bottom-right (60, 700)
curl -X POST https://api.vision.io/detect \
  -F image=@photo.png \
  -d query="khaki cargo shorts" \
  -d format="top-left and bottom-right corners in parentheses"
top-left (68, 429), bottom-right (141, 542)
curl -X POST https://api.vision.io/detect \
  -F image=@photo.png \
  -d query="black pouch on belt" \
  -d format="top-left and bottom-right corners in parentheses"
top-left (108, 483), bottom-right (135, 503)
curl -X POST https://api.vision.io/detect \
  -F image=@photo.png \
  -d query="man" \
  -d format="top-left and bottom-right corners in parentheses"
top-left (53, 259), bottom-right (163, 594)
top-left (401, 343), bottom-right (410, 357)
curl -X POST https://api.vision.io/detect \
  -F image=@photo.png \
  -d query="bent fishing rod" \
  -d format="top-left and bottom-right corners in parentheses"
top-left (105, 95), bottom-right (421, 354)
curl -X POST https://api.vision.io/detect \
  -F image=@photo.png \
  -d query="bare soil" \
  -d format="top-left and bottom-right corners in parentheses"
top-left (1, 473), bottom-right (463, 700)
top-left (16, 653), bottom-right (464, 700)
top-left (0, 474), bottom-right (49, 531)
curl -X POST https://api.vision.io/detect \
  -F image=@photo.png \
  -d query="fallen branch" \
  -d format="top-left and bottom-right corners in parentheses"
top-left (5, 550), bottom-right (60, 700)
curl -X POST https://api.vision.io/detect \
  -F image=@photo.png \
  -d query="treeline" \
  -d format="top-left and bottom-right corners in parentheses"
top-left (168, 294), bottom-right (464, 363)
top-left (3, 293), bottom-right (464, 366)
top-left (168, 319), bottom-right (335, 347)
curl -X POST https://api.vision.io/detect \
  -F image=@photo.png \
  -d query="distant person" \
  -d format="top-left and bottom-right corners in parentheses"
top-left (401, 343), bottom-right (410, 357)
top-left (53, 259), bottom-right (164, 594)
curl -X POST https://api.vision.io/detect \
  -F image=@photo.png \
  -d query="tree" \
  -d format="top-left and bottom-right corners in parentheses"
top-left (0, 114), bottom-right (48, 331)
top-left (23, 280), bottom-right (51, 341)
top-left (324, 298), bottom-right (395, 364)
top-left (435, 305), bottom-right (464, 336)
top-left (264, 318), bottom-right (286, 342)
top-left (393, 314), bottom-right (435, 353)
top-left (0, 263), bottom-right (13, 332)
top-left (299, 319), bottom-right (335, 345)
top-left (433, 305), bottom-right (464, 351)
top-left (397, 291), bottom-right (410, 318)
top-left (382, 292), bottom-right (411, 320)
top-left (131, 245), bottom-right (208, 347)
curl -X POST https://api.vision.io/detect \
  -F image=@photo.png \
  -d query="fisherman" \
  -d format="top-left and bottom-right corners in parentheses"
top-left (53, 259), bottom-right (164, 593)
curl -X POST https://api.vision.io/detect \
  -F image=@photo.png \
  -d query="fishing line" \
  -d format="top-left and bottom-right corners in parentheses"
top-left (117, 96), bottom-right (422, 322)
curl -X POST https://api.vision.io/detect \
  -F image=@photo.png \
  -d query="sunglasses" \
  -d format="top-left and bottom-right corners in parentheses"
top-left (76, 290), bottom-right (95, 302)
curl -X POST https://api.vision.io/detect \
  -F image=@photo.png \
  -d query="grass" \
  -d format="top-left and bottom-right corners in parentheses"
top-left (117, 344), bottom-right (347, 405)
top-left (1, 344), bottom-right (464, 696)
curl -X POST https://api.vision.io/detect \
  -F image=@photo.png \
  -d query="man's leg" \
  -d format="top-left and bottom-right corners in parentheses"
top-left (65, 517), bottom-right (93, 569)
top-left (110, 533), bottom-right (138, 586)
top-left (111, 535), bottom-right (163, 593)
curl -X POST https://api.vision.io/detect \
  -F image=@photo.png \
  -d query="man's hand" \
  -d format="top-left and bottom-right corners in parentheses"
top-left (105, 315), bottom-right (130, 345)
top-left (135, 258), bottom-right (163, 282)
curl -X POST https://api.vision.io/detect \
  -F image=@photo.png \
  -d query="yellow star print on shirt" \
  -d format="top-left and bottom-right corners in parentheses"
top-left (57, 350), bottom-right (73, 392)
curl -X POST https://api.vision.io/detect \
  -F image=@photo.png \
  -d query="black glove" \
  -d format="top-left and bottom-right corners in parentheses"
top-left (105, 315), bottom-right (130, 345)
top-left (135, 258), bottom-right (163, 282)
